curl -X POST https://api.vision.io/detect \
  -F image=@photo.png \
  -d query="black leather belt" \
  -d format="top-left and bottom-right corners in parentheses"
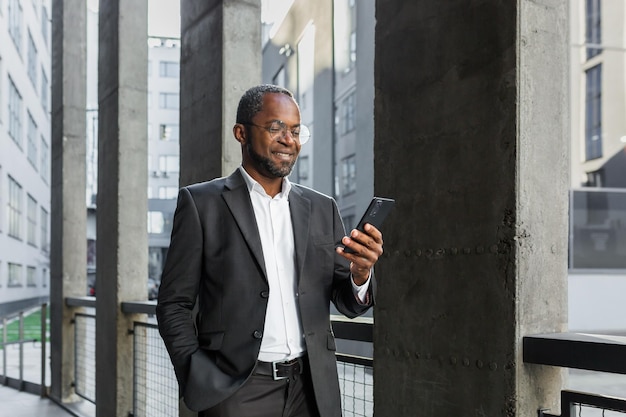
top-left (254, 356), bottom-right (306, 380)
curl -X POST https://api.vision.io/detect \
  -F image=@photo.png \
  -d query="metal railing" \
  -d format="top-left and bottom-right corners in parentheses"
top-left (73, 312), bottom-right (96, 404)
top-left (132, 321), bottom-right (178, 417)
top-left (0, 304), bottom-right (48, 397)
top-left (539, 391), bottom-right (626, 417)
top-left (524, 333), bottom-right (626, 416)
top-left (63, 299), bottom-right (375, 416)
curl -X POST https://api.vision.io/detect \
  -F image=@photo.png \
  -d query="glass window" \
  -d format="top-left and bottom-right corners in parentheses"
top-left (27, 31), bottom-right (38, 88)
top-left (349, 31), bottom-right (356, 68)
top-left (158, 155), bottom-right (179, 175)
top-left (41, 5), bottom-right (49, 48)
top-left (158, 187), bottom-right (178, 199)
top-left (27, 266), bottom-right (37, 287)
top-left (586, 0), bottom-right (601, 59)
top-left (8, 176), bottom-right (23, 239)
top-left (342, 93), bottom-right (356, 135)
top-left (0, 57), bottom-right (3, 125)
top-left (8, 77), bottom-right (23, 148)
top-left (27, 194), bottom-right (37, 246)
top-left (8, 263), bottom-right (23, 287)
top-left (341, 154), bottom-right (357, 196)
top-left (27, 112), bottom-right (38, 169)
top-left (159, 61), bottom-right (179, 78)
top-left (298, 155), bottom-right (310, 180)
top-left (148, 211), bottom-right (164, 234)
top-left (570, 189), bottom-right (626, 269)
top-left (585, 64), bottom-right (602, 161)
top-left (40, 137), bottom-right (49, 183)
top-left (159, 92), bottom-right (179, 109)
top-left (159, 124), bottom-right (179, 141)
top-left (41, 268), bottom-right (48, 287)
top-left (9, 0), bottom-right (23, 55)
top-left (87, 239), bottom-right (96, 268)
top-left (40, 207), bottom-right (49, 252)
top-left (41, 68), bottom-right (49, 113)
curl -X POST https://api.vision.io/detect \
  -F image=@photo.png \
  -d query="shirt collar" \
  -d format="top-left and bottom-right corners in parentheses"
top-left (238, 166), bottom-right (292, 199)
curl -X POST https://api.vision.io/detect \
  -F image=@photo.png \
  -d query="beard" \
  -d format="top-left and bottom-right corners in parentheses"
top-left (246, 141), bottom-right (296, 178)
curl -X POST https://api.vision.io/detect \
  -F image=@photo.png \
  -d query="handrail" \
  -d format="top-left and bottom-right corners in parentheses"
top-left (65, 296), bottom-right (96, 308)
top-left (539, 390), bottom-right (626, 417)
top-left (523, 332), bottom-right (626, 374)
top-left (121, 300), bottom-right (157, 315)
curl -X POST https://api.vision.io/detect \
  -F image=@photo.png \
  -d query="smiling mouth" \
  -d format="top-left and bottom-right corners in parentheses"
top-left (273, 151), bottom-right (293, 159)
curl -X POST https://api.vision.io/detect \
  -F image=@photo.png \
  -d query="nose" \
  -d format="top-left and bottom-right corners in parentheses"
top-left (277, 129), bottom-right (298, 145)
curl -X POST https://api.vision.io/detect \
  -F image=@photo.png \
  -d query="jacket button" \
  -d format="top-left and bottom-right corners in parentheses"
top-left (253, 330), bottom-right (263, 339)
top-left (260, 290), bottom-right (269, 298)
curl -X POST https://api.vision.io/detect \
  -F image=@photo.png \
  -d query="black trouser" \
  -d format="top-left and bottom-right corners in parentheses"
top-left (199, 357), bottom-right (320, 417)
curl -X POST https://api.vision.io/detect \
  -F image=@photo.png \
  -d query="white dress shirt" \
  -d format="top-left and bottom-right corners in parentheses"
top-left (238, 167), bottom-right (370, 363)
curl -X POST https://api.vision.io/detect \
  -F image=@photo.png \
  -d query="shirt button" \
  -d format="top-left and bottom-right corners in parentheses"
top-left (253, 330), bottom-right (263, 339)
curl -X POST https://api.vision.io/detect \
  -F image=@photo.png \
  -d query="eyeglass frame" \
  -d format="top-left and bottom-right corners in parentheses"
top-left (240, 120), bottom-right (310, 144)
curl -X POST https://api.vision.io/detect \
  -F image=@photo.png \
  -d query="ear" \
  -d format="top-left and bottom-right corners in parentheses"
top-left (233, 124), bottom-right (246, 145)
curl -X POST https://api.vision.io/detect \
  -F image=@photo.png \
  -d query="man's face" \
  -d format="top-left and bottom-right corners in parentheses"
top-left (244, 93), bottom-right (302, 179)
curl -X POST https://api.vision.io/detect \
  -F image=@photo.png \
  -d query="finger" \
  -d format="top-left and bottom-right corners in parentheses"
top-left (348, 231), bottom-right (383, 258)
top-left (362, 223), bottom-right (383, 244)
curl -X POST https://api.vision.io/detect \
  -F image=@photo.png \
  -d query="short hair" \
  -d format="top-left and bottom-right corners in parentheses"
top-left (236, 84), bottom-right (294, 124)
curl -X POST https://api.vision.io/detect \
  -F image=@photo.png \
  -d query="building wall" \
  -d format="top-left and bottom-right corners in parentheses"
top-left (148, 37), bottom-right (180, 199)
top-left (568, 0), bottom-right (626, 333)
top-left (261, 0), bottom-right (376, 229)
top-left (147, 37), bottom-right (180, 282)
top-left (0, 0), bottom-right (52, 312)
top-left (570, 0), bottom-right (626, 188)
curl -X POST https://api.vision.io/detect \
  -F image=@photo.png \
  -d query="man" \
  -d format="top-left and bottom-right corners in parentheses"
top-left (156, 84), bottom-right (384, 417)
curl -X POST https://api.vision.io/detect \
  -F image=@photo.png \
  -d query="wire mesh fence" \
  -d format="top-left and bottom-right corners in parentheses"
top-left (74, 312), bottom-right (96, 404)
top-left (540, 390), bottom-right (626, 417)
top-left (574, 405), bottom-right (626, 416)
top-left (337, 359), bottom-right (374, 417)
top-left (133, 321), bottom-right (179, 417)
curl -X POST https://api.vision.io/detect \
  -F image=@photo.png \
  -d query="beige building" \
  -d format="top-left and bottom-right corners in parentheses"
top-left (570, 0), bottom-right (626, 188)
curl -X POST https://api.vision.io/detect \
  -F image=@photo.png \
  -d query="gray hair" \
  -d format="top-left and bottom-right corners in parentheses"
top-left (236, 84), bottom-right (294, 124)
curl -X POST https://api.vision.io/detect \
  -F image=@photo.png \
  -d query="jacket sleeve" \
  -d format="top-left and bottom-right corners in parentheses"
top-left (156, 187), bottom-right (203, 391)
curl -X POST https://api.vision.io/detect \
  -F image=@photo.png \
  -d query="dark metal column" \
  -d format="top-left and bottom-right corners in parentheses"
top-left (96, 1), bottom-right (148, 415)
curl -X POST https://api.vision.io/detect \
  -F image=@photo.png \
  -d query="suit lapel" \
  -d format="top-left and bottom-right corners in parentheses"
top-left (222, 171), bottom-right (268, 279)
top-left (288, 186), bottom-right (311, 282)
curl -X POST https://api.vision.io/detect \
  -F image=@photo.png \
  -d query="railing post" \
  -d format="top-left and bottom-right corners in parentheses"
top-left (18, 312), bottom-right (24, 390)
top-left (41, 304), bottom-right (47, 397)
top-left (2, 317), bottom-right (6, 384)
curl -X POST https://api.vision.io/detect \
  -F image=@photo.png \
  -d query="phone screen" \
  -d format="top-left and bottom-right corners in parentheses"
top-left (343, 197), bottom-right (395, 253)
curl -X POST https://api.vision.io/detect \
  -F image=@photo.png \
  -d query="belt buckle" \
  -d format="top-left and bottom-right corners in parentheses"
top-left (271, 360), bottom-right (288, 380)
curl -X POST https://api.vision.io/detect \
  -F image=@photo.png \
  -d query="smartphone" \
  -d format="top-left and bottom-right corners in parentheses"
top-left (343, 197), bottom-right (395, 253)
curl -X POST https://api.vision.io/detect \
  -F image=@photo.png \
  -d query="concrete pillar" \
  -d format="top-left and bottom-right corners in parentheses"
top-left (95, 1), bottom-right (148, 416)
top-left (176, 2), bottom-right (261, 415)
top-left (179, 0), bottom-right (261, 187)
top-left (49, 0), bottom-right (87, 404)
top-left (373, 1), bottom-right (568, 416)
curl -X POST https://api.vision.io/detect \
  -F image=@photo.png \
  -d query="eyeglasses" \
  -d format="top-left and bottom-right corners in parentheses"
top-left (242, 120), bottom-right (310, 145)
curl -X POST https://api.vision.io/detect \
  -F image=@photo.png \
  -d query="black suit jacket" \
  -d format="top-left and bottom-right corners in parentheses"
top-left (156, 170), bottom-right (375, 415)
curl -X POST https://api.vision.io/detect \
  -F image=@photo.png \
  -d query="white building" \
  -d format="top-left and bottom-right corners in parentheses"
top-left (84, 31), bottom-right (181, 287)
top-left (0, 0), bottom-right (52, 315)
top-left (147, 36), bottom-right (180, 281)
top-left (568, 0), bottom-right (626, 332)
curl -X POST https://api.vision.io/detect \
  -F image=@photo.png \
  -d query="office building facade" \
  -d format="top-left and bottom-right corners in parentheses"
top-left (0, 0), bottom-right (52, 315)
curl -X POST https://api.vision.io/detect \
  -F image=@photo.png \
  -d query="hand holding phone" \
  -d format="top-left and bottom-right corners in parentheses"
top-left (342, 197), bottom-right (395, 254)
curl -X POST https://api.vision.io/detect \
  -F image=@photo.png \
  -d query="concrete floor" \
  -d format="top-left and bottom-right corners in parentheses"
top-left (0, 385), bottom-right (74, 417)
